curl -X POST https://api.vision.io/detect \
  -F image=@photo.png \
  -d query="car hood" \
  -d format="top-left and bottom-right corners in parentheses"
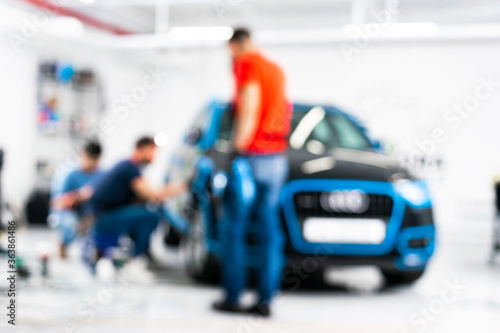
top-left (287, 148), bottom-right (414, 182)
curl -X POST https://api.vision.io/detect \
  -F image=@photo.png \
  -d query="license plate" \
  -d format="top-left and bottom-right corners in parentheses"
top-left (302, 217), bottom-right (386, 244)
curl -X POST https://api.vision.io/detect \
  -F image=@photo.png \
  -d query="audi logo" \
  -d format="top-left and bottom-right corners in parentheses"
top-left (320, 190), bottom-right (370, 214)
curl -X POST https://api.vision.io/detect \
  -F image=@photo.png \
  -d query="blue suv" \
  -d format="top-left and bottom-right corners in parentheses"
top-left (163, 100), bottom-right (436, 285)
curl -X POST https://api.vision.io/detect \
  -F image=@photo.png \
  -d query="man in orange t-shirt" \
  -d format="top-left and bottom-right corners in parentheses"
top-left (213, 28), bottom-right (291, 317)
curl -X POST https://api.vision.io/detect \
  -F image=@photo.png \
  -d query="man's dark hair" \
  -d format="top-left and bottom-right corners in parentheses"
top-left (136, 136), bottom-right (155, 149)
top-left (83, 141), bottom-right (102, 159)
top-left (229, 28), bottom-right (251, 44)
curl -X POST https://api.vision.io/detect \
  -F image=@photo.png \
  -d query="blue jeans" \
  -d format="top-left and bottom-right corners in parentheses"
top-left (51, 210), bottom-right (80, 245)
top-left (223, 154), bottom-right (288, 304)
top-left (94, 204), bottom-right (160, 256)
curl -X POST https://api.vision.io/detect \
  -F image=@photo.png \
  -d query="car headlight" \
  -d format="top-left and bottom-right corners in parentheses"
top-left (394, 180), bottom-right (431, 208)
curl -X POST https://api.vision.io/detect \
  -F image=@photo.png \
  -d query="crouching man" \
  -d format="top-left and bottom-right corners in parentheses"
top-left (90, 136), bottom-right (186, 280)
top-left (50, 141), bottom-right (104, 258)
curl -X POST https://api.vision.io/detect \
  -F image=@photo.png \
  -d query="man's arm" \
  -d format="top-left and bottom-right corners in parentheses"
top-left (54, 173), bottom-right (80, 209)
top-left (55, 185), bottom-right (94, 209)
top-left (131, 177), bottom-right (186, 202)
top-left (234, 82), bottom-right (261, 152)
top-left (160, 181), bottom-right (188, 198)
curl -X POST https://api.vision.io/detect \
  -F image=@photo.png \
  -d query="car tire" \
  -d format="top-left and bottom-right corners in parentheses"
top-left (163, 224), bottom-right (182, 247)
top-left (381, 269), bottom-right (425, 286)
top-left (181, 200), bottom-right (220, 283)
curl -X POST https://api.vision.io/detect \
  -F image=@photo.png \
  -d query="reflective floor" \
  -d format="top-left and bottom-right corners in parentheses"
top-left (2, 184), bottom-right (500, 333)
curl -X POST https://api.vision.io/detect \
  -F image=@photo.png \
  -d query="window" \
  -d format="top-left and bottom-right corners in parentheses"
top-left (185, 110), bottom-right (208, 145)
top-left (330, 115), bottom-right (372, 151)
top-left (289, 109), bottom-right (373, 152)
top-left (217, 107), bottom-right (373, 152)
top-left (191, 110), bottom-right (208, 133)
top-left (218, 109), bottom-right (233, 142)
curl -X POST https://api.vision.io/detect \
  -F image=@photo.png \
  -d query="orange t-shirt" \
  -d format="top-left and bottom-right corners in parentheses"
top-left (233, 52), bottom-right (291, 154)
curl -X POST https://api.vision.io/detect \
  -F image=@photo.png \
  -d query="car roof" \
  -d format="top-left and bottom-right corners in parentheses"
top-left (292, 103), bottom-right (346, 115)
top-left (210, 99), bottom-right (369, 136)
top-left (213, 99), bottom-right (348, 116)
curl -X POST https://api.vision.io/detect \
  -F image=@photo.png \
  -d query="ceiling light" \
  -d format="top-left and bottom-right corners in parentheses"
top-left (154, 132), bottom-right (169, 146)
top-left (384, 22), bottom-right (438, 38)
top-left (168, 26), bottom-right (233, 41)
top-left (342, 22), bottom-right (438, 39)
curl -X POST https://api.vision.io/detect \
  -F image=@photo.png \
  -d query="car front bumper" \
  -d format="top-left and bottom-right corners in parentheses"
top-left (280, 179), bottom-right (436, 271)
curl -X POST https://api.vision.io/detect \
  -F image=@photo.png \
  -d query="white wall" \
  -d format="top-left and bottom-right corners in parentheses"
top-left (2, 32), bottom-right (500, 205)
top-left (0, 37), bottom-right (37, 205)
top-left (268, 42), bottom-right (500, 200)
top-left (122, 42), bottom-right (500, 202)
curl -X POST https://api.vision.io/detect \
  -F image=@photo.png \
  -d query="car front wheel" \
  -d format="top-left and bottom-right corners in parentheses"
top-left (181, 201), bottom-right (219, 283)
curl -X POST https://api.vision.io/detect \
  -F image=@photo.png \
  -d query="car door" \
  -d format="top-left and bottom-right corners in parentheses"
top-left (167, 109), bottom-right (209, 219)
top-left (205, 108), bottom-right (234, 170)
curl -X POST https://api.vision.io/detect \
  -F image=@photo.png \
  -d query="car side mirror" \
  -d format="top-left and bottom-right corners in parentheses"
top-left (372, 139), bottom-right (384, 152)
top-left (186, 128), bottom-right (202, 145)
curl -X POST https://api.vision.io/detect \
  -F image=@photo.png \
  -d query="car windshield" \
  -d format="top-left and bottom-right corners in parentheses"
top-left (290, 107), bottom-right (373, 152)
top-left (218, 106), bottom-right (374, 152)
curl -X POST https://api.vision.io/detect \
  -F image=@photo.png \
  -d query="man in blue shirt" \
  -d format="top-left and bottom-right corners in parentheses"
top-left (91, 136), bottom-right (186, 280)
top-left (50, 141), bottom-right (103, 258)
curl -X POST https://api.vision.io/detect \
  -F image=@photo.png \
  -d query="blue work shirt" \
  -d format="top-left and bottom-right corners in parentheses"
top-left (91, 160), bottom-right (142, 212)
top-left (50, 166), bottom-right (74, 200)
top-left (61, 169), bottom-right (104, 194)
top-left (61, 168), bottom-right (104, 215)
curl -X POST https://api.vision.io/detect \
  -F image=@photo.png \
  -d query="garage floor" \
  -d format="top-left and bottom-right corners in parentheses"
top-left (2, 185), bottom-right (500, 333)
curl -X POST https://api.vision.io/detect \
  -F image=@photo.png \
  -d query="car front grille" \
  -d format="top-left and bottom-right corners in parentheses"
top-left (293, 191), bottom-right (394, 223)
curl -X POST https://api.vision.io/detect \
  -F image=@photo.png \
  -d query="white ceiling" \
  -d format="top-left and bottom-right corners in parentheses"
top-left (5, 0), bottom-right (500, 35)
